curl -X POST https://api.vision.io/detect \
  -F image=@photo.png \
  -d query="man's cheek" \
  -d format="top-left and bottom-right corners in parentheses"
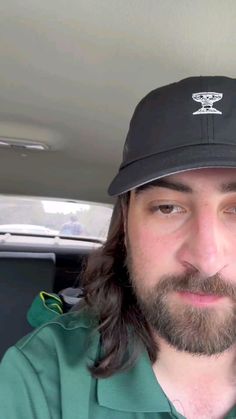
top-left (133, 227), bottom-right (169, 253)
top-left (131, 230), bottom-right (166, 268)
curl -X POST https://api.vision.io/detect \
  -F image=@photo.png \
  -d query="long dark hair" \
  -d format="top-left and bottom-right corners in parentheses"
top-left (81, 194), bottom-right (157, 378)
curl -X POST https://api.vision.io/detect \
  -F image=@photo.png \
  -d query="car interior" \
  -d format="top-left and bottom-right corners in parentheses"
top-left (0, 1), bottom-right (235, 358)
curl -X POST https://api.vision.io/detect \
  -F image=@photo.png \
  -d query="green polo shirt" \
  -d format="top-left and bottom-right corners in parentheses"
top-left (0, 310), bottom-right (235, 419)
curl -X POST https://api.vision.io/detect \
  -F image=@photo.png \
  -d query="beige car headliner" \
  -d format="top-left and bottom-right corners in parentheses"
top-left (0, 0), bottom-right (235, 204)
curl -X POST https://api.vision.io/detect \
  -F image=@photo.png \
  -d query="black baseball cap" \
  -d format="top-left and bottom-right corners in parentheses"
top-left (108, 76), bottom-right (236, 196)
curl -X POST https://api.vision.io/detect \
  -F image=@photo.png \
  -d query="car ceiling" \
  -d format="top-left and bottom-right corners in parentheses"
top-left (0, 0), bottom-right (235, 204)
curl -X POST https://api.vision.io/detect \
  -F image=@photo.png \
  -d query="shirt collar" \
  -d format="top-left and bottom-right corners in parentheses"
top-left (97, 350), bottom-right (172, 413)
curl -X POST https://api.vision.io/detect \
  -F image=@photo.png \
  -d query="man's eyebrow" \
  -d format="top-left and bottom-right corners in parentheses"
top-left (135, 179), bottom-right (193, 195)
top-left (135, 180), bottom-right (236, 195)
top-left (220, 182), bottom-right (236, 193)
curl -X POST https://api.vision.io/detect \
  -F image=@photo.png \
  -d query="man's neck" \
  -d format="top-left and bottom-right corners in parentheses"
top-left (153, 336), bottom-right (236, 386)
top-left (152, 337), bottom-right (236, 418)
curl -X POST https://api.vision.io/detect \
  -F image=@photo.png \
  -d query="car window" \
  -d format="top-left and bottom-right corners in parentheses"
top-left (0, 195), bottom-right (113, 241)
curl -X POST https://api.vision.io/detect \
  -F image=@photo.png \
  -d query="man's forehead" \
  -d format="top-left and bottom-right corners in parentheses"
top-left (133, 168), bottom-right (236, 195)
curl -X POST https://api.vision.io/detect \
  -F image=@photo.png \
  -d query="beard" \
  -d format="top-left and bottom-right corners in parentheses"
top-left (126, 247), bottom-right (236, 356)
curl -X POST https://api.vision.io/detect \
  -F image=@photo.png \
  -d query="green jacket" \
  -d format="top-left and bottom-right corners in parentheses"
top-left (0, 293), bottom-right (235, 419)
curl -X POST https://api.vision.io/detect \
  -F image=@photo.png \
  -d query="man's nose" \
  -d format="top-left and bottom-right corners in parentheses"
top-left (177, 211), bottom-right (227, 277)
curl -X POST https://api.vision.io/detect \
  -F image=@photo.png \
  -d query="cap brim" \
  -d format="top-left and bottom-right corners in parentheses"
top-left (108, 144), bottom-right (236, 196)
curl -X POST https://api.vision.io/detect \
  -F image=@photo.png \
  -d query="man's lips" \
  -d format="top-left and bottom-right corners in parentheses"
top-left (177, 291), bottom-right (224, 306)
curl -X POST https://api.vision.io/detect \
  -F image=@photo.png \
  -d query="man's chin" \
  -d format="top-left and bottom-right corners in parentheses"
top-left (142, 301), bottom-right (236, 356)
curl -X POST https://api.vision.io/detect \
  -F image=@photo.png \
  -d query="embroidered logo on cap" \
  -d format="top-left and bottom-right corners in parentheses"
top-left (192, 92), bottom-right (223, 115)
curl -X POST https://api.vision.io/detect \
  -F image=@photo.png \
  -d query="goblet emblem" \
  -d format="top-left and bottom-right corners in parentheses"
top-left (192, 92), bottom-right (223, 115)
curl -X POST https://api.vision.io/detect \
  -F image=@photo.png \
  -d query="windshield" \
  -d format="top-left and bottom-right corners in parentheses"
top-left (0, 195), bottom-right (113, 241)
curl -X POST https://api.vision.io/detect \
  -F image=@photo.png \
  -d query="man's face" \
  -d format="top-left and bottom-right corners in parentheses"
top-left (126, 168), bottom-right (236, 355)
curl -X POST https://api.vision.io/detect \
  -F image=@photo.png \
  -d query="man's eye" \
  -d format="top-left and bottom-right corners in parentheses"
top-left (151, 204), bottom-right (183, 215)
top-left (225, 207), bottom-right (236, 214)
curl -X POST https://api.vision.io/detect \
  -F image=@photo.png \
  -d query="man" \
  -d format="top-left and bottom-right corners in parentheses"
top-left (0, 76), bottom-right (236, 418)
top-left (60, 215), bottom-right (84, 236)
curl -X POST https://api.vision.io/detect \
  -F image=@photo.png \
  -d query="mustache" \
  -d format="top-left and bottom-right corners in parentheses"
top-left (154, 272), bottom-right (236, 300)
